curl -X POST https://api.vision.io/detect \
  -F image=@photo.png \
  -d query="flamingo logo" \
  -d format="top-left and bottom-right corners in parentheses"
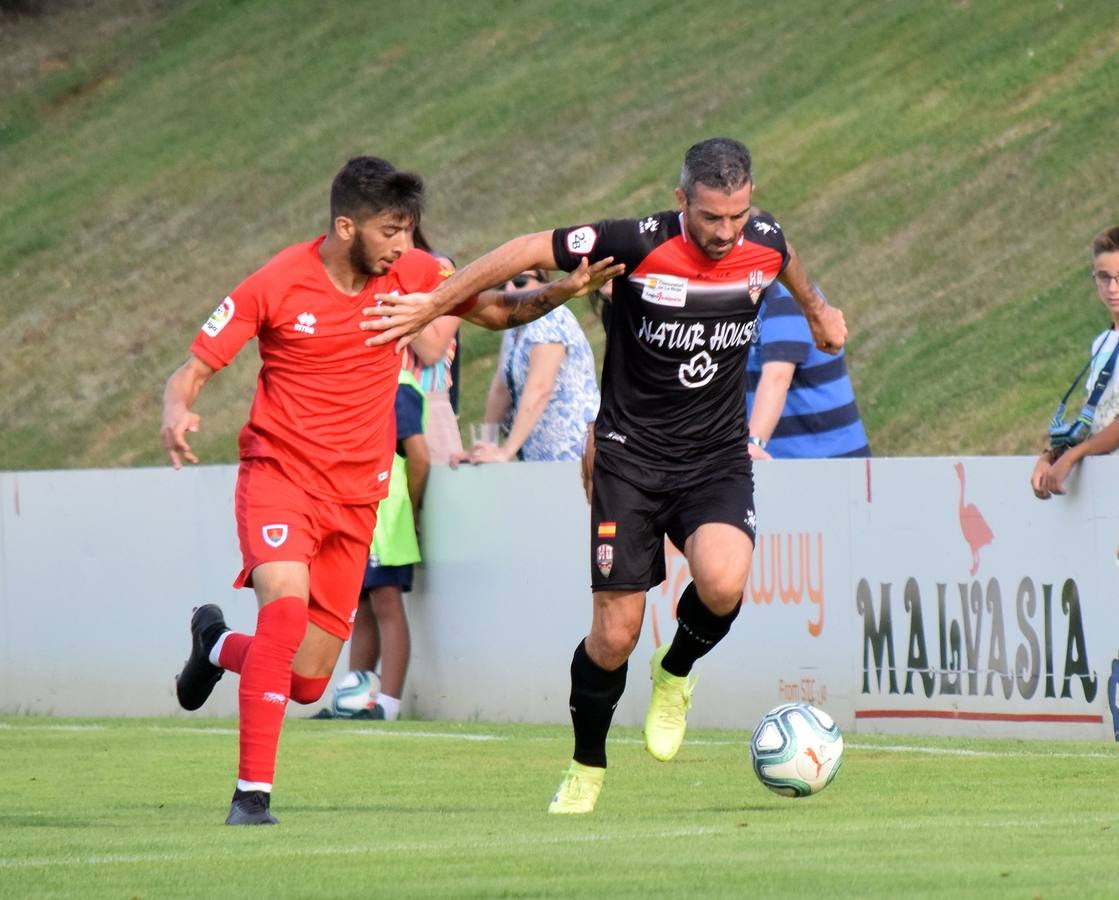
top-left (954, 462), bottom-right (993, 576)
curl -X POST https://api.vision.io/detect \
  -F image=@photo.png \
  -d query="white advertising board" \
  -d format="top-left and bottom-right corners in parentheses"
top-left (2, 456), bottom-right (1117, 743)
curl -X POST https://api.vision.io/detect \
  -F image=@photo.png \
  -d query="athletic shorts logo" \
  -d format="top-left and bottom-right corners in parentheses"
top-left (596, 543), bottom-right (614, 577)
top-left (262, 523), bottom-right (289, 548)
top-left (641, 274), bottom-right (688, 308)
top-left (202, 296), bottom-right (235, 337)
top-left (566, 226), bottom-right (597, 255)
top-left (597, 522), bottom-right (617, 538)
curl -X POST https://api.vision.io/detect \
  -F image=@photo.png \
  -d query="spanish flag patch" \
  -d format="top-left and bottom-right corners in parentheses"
top-left (597, 522), bottom-right (617, 539)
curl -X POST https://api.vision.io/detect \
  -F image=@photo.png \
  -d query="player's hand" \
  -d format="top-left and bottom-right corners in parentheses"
top-left (161, 410), bottom-right (201, 469)
top-left (553, 257), bottom-right (625, 300)
top-left (747, 442), bottom-right (772, 461)
top-left (361, 291), bottom-right (439, 350)
top-left (1040, 453), bottom-right (1075, 497)
top-left (807, 304), bottom-right (847, 354)
top-left (1030, 454), bottom-right (1053, 499)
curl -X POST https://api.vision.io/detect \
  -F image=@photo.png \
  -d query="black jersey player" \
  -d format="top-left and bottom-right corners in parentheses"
top-left (362, 138), bottom-right (847, 813)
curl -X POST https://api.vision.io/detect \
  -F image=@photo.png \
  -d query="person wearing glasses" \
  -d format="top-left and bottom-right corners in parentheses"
top-left (1031, 225), bottom-right (1119, 499)
top-left (467, 268), bottom-right (600, 463)
top-left (361, 137), bottom-right (846, 815)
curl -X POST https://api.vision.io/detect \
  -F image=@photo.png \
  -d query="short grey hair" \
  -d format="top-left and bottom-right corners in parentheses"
top-left (679, 138), bottom-right (753, 200)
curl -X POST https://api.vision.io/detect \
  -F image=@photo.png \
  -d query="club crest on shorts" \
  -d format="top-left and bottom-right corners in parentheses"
top-left (262, 523), bottom-right (289, 548)
top-left (596, 543), bottom-right (614, 577)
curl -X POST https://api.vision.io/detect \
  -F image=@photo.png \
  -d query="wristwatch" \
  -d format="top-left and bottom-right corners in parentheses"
top-left (748, 436), bottom-right (767, 449)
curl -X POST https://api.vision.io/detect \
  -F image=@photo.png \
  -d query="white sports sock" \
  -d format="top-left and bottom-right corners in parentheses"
top-left (375, 693), bottom-right (401, 721)
top-left (236, 780), bottom-right (271, 793)
top-left (209, 631), bottom-right (230, 667)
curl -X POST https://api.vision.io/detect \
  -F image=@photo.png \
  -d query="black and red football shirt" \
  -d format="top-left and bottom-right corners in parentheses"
top-left (553, 210), bottom-right (788, 481)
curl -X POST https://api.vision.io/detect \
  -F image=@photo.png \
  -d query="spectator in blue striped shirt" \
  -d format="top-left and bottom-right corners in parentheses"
top-left (745, 282), bottom-right (870, 459)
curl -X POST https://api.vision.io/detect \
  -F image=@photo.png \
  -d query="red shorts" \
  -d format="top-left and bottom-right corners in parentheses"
top-left (233, 458), bottom-right (377, 640)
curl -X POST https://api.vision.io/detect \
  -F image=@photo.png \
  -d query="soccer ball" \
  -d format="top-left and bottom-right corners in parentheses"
top-left (330, 670), bottom-right (381, 718)
top-left (749, 702), bottom-right (844, 797)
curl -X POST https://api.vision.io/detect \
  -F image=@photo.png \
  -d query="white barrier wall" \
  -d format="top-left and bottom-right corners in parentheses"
top-left (2, 457), bottom-right (1117, 742)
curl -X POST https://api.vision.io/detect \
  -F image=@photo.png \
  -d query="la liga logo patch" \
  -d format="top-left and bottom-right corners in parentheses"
top-left (202, 296), bottom-right (235, 337)
top-left (262, 523), bottom-right (289, 548)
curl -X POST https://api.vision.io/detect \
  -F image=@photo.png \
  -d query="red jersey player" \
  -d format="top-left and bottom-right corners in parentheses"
top-left (162, 156), bottom-right (623, 825)
top-left (161, 156), bottom-right (447, 825)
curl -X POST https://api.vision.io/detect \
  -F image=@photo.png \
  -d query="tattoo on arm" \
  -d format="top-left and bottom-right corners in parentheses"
top-left (499, 289), bottom-right (566, 327)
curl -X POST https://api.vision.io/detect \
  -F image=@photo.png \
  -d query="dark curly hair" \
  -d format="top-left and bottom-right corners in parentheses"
top-left (329, 156), bottom-right (424, 227)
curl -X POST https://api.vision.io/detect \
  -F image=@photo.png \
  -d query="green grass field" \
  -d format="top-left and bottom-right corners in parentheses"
top-left (1, 717), bottom-right (1116, 898)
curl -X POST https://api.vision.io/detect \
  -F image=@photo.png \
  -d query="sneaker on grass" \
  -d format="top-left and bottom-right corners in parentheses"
top-left (643, 643), bottom-right (695, 762)
top-left (547, 761), bottom-right (604, 815)
top-left (225, 789), bottom-right (278, 826)
top-left (175, 604), bottom-right (229, 711)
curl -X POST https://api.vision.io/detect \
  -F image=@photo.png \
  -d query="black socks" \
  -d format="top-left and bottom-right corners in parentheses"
top-left (568, 639), bottom-right (627, 768)
top-left (661, 582), bottom-right (740, 677)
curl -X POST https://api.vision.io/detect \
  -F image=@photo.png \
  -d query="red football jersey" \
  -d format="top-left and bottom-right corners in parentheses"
top-left (191, 241), bottom-right (446, 504)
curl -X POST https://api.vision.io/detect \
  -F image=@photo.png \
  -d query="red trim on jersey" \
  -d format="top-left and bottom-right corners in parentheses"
top-left (631, 232), bottom-right (784, 289)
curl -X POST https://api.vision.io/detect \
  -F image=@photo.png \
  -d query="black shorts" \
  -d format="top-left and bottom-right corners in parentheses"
top-left (361, 560), bottom-right (414, 593)
top-left (589, 455), bottom-right (756, 592)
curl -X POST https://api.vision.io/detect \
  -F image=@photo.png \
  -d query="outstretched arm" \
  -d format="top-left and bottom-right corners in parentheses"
top-left (361, 231), bottom-right (623, 345)
top-left (465, 257), bottom-right (624, 331)
top-left (161, 354), bottom-right (216, 468)
top-left (778, 244), bottom-right (847, 354)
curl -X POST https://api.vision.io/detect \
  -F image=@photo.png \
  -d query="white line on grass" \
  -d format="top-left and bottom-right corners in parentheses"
top-left (843, 741), bottom-right (1119, 759)
top-left (3, 721), bottom-right (1115, 759)
top-left (0, 826), bottom-right (729, 870)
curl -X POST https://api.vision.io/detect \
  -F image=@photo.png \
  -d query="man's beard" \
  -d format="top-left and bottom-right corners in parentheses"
top-left (685, 220), bottom-right (735, 261)
top-left (349, 231), bottom-right (379, 276)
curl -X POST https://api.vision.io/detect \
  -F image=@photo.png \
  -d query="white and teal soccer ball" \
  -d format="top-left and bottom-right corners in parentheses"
top-left (330, 670), bottom-right (380, 718)
top-left (749, 702), bottom-right (844, 797)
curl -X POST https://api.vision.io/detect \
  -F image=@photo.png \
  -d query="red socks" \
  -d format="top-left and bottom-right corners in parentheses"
top-left (290, 673), bottom-right (330, 705)
top-left (218, 632), bottom-right (253, 673)
top-left (237, 596), bottom-right (308, 786)
top-left (222, 635), bottom-right (327, 703)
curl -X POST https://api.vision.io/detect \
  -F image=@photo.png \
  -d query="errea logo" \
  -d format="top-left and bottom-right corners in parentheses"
top-left (294, 312), bottom-right (316, 334)
top-left (638, 216), bottom-right (658, 234)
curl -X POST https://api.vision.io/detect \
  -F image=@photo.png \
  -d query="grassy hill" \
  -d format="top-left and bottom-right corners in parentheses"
top-left (3, 0), bottom-right (1118, 470)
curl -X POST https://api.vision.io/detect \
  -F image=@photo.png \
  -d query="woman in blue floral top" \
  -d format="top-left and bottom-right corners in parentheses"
top-left (473, 269), bottom-right (600, 462)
